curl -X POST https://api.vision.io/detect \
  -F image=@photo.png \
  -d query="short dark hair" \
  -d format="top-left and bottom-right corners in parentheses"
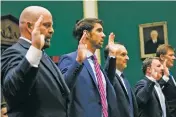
top-left (73, 18), bottom-right (103, 41)
top-left (156, 44), bottom-right (175, 57)
top-left (142, 57), bottom-right (159, 74)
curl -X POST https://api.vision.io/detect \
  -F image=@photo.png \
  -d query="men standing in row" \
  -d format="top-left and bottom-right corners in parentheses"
top-left (58, 18), bottom-right (119, 117)
top-left (156, 44), bottom-right (176, 117)
top-left (1, 6), bottom-right (70, 117)
top-left (135, 57), bottom-right (170, 117)
top-left (104, 42), bottom-right (138, 117)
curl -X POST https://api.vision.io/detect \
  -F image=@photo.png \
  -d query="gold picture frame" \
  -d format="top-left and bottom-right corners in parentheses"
top-left (139, 21), bottom-right (168, 58)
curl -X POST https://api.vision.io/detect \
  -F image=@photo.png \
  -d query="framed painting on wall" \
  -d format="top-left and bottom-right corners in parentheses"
top-left (139, 21), bottom-right (168, 58)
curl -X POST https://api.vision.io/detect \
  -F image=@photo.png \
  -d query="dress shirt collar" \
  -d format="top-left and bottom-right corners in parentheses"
top-left (116, 69), bottom-right (123, 77)
top-left (86, 50), bottom-right (94, 59)
top-left (20, 36), bottom-right (31, 43)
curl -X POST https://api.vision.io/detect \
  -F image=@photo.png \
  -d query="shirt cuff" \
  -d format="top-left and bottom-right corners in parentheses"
top-left (162, 75), bottom-right (169, 82)
top-left (25, 45), bottom-right (42, 67)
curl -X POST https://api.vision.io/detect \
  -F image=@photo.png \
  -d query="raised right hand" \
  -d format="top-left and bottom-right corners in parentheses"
top-left (76, 32), bottom-right (87, 64)
top-left (31, 15), bottom-right (45, 50)
top-left (108, 32), bottom-right (117, 56)
top-left (163, 59), bottom-right (169, 76)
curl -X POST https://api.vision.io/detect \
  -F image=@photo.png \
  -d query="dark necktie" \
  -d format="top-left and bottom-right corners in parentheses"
top-left (121, 73), bottom-right (134, 117)
top-left (92, 55), bottom-right (108, 117)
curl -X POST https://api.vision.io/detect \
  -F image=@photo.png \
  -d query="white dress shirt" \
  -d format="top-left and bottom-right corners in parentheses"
top-left (20, 37), bottom-right (42, 67)
top-left (146, 75), bottom-right (166, 117)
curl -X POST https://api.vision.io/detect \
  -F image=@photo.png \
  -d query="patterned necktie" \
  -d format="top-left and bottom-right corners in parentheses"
top-left (92, 55), bottom-right (108, 117)
top-left (121, 73), bottom-right (134, 117)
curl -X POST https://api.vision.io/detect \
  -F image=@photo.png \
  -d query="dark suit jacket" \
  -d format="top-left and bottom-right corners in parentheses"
top-left (58, 51), bottom-right (120, 117)
top-left (1, 39), bottom-right (70, 117)
top-left (135, 77), bottom-right (170, 117)
top-left (145, 39), bottom-right (164, 54)
top-left (104, 57), bottom-right (138, 117)
top-left (159, 75), bottom-right (176, 117)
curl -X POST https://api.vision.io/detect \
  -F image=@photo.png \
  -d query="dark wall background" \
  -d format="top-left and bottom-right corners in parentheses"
top-left (98, 1), bottom-right (176, 86)
top-left (1, 1), bottom-right (175, 87)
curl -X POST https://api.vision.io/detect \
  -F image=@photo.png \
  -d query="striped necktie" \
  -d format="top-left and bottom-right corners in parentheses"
top-left (92, 55), bottom-right (108, 117)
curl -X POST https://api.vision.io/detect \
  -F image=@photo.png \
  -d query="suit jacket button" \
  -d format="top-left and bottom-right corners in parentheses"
top-left (98, 101), bottom-right (101, 105)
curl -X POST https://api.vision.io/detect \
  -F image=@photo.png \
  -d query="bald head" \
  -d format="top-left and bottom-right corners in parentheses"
top-left (19, 6), bottom-right (54, 48)
top-left (104, 43), bottom-right (127, 59)
top-left (113, 44), bottom-right (126, 52)
top-left (19, 6), bottom-right (51, 23)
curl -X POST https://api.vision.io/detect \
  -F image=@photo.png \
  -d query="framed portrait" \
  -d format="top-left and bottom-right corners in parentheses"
top-left (139, 21), bottom-right (168, 58)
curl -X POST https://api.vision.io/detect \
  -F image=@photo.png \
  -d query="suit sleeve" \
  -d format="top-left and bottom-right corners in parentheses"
top-left (104, 57), bottom-right (116, 85)
top-left (58, 55), bottom-right (83, 91)
top-left (1, 48), bottom-right (38, 103)
top-left (135, 79), bottom-right (155, 105)
top-left (158, 76), bottom-right (171, 89)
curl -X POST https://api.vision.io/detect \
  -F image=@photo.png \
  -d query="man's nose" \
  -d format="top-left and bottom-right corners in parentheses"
top-left (126, 55), bottom-right (129, 60)
top-left (49, 27), bottom-right (54, 34)
top-left (102, 32), bottom-right (106, 38)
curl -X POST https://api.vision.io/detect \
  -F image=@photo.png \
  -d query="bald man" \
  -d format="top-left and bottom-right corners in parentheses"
top-left (1, 6), bottom-right (70, 117)
top-left (104, 43), bottom-right (138, 117)
top-left (145, 30), bottom-right (164, 54)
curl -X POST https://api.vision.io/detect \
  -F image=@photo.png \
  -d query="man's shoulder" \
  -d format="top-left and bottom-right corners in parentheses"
top-left (58, 51), bottom-right (77, 65)
top-left (60, 51), bottom-right (77, 59)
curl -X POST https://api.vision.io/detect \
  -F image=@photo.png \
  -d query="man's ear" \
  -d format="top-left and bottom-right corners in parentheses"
top-left (160, 54), bottom-right (165, 61)
top-left (83, 30), bottom-right (90, 39)
top-left (26, 22), bottom-right (33, 33)
top-left (147, 67), bottom-right (151, 73)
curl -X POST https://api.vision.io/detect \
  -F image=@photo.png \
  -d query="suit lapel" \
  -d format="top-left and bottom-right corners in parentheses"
top-left (45, 55), bottom-right (70, 96)
top-left (40, 56), bottom-right (66, 108)
top-left (18, 38), bottom-right (31, 49)
top-left (84, 59), bottom-right (99, 90)
top-left (115, 74), bottom-right (130, 102)
top-left (168, 76), bottom-right (176, 87)
top-left (41, 54), bottom-right (63, 90)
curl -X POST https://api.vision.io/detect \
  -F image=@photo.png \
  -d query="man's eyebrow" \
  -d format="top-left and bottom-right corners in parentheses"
top-left (96, 27), bottom-right (103, 31)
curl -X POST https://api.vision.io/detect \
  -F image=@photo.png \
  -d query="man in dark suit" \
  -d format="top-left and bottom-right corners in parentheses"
top-left (1, 6), bottom-right (70, 117)
top-left (145, 30), bottom-right (164, 54)
top-left (156, 44), bottom-right (176, 117)
top-left (135, 57), bottom-right (170, 117)
top-left (104, 42), bottom-right (138, 117)
top-left (58, 18), bottom-right (119, 117)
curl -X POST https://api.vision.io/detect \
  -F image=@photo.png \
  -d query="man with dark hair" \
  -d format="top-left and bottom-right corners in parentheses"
top-left (156, 44), bottom-right (176, 117)
top-left (104, 42), bottom-right (138, 117)
top-left (1, 6), bottom-right (69, 117)
top-left (58, 18), bottom-right (119, 117)
top-left (135, 57), bottom-right (170, 117)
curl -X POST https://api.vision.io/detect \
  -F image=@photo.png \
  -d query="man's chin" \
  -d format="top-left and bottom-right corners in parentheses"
top-left (96, 45), bottom-right (103, 49)
top-left (43, 42), bottom-right (50, 49)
